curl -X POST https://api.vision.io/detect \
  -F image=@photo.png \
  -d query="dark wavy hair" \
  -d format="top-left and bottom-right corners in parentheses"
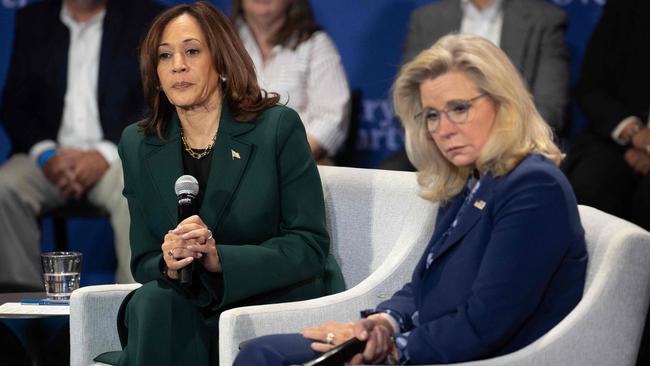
top-left (230, 0), bottom-right (321, 50)
top-left (138, 1), bottom-right (279, 137)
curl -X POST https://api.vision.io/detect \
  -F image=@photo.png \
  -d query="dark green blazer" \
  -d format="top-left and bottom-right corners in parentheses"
top-left (118, 104), bottom-right (344, 312)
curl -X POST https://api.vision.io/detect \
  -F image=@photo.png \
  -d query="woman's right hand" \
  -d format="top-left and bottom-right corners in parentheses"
top-left (161, 228), bottom-right (201, 279)
top-left (347, 318), bottom-right (396, 365)
top-left (302, 317), bottom-right (396, 365)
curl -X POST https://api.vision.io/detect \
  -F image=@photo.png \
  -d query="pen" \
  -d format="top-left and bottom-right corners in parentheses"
top-left (20, 299), bottom-right (69, 305)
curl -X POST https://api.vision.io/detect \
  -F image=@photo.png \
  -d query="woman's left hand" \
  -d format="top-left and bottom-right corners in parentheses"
top-left (303, 319), bottom-right (395, 364)
top-left (173, 215), bottom-right (222, 273)
top-left (347, 319), bottom-right (395, 365)
top-left (302, 321), bottom-right (356, 352)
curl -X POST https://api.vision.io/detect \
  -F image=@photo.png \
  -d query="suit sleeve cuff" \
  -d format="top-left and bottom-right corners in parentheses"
top-left (29, 140), bottom-right (57, 162)
top-left (93, 140), bottom-right (119, 164)
top-left (611, 116), bottom-right (643, 145)
top-left (375, 312), bottom-right (401, 335)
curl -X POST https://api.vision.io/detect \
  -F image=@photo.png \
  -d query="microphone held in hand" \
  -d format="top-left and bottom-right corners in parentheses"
top-left (174, 175), bottom-right (199, 286)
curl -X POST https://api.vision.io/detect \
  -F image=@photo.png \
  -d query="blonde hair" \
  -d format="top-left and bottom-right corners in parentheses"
top-left (393, 33), bottom-right (562, 202)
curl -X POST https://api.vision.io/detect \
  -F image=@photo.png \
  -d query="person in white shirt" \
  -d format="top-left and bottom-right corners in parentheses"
top-left (0, 0), bottom-right (163, 290)
top-left (231, 0), bottom-right (351, 162)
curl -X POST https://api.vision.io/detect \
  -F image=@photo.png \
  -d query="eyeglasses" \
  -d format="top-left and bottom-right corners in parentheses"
top-left (414, 93), bottom-right (487, 131)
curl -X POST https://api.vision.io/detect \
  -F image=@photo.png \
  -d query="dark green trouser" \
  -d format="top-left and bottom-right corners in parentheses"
top-left (96, 280), bottom-right (219, 366)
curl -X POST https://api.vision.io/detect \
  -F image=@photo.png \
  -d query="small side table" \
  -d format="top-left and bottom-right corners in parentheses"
top-left (0, 292), bottom-right (69, 366)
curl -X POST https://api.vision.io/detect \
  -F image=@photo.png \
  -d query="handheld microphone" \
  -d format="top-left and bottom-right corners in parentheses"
top-left (174, 175), bottom-right (199, 286)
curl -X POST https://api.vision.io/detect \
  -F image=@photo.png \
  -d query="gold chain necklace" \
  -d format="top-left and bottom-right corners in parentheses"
top-left (181, 128), bottom-right (217, 160)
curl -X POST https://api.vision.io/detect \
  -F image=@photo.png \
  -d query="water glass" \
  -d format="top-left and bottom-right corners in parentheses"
top-left (41, 251), bottom-right (82, 300)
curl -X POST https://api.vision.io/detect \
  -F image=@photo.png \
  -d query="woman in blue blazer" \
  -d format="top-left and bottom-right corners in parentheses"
top-left (235, 34), bottom-right (587, 365)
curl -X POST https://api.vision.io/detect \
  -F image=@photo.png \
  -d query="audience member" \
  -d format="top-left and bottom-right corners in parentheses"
top-left (380, 0), bottom-right (569, 171)
top-left (93, 3), bottom-right (342, 364)
top-left (234, 34), bottom-right (587, 365)
top-left (0, 0), bottom-right (163, 289)
top-left (563, 0), bottom-right (650, 232)
top-left (231, 0), bottom-right (350, 162)
top-left (562, 3), bottom-right (650, 362)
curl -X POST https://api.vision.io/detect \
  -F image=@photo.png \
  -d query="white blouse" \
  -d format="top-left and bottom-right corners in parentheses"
top-left (238, 22), bottom-right (351, 156)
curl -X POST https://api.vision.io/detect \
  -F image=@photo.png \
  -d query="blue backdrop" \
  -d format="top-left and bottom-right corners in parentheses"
top-left (0, 0), bottom-right (605, 167)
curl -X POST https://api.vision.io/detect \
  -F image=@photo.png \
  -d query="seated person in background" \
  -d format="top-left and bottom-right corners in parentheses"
top-left (0, 0), bottom-right (163, 290)
top-left (562, 2), bottom-right (650, 361)
top-left (380, 0), bottom-right (569, 171)
top-left (231, 0), bottom-right (351, 163)
top-left (94, 2), bottom-right (343, 365)
top-left (563, 0), bottom-right (650, 232)
top-left (235, 34), bottom-right (587, 365)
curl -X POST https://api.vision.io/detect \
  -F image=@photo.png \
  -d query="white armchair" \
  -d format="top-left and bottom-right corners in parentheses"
top-left (220, 205), bottom-right (650, 366)
top-left (71, 165), bottom-right (650, 366)
top-left (69, 166), bottom-right (437, 366)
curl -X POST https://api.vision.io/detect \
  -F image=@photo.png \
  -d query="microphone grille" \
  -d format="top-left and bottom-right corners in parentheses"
top-left (174, 175), bottom-right (199, 196)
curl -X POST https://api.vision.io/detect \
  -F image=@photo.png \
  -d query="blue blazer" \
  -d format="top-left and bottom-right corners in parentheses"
top-left (377, 154), bottom-right (587, 364)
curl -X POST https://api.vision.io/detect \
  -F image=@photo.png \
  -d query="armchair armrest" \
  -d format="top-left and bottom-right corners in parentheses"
top-left (70, 284), bottom-right (141, 366)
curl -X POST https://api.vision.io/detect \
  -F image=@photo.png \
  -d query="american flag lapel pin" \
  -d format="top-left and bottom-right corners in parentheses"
top-left (231, 149), bottom-right (241, 160)
top-left (474, 200), bottom-right (486, 210)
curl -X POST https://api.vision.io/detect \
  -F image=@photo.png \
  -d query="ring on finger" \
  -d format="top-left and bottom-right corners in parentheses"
top-left (325, 332), bottom-right (335, 345)
top-left (167, 247), bottom-right (182, 258)
top-left (207, 229), bottom-right (213, 241)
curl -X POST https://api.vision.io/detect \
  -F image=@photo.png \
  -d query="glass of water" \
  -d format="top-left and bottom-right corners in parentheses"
top-left (41, 251), bottom-right (82, 300)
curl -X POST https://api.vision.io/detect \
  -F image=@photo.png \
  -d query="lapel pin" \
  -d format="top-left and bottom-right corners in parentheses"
top-left (473, 200), bottom-right (486, 210)
top-left (231, 149), bottom-right (241, 160)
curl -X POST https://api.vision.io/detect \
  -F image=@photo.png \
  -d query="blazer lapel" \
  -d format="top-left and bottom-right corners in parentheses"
top-left (199, 107), bottom-right (254, 231)
top-left (430, 194), bottom-right (465, 248)
top-left (500, 0), bottom-right (531, 72)
top-left (48, 0), bottom-right (69, 105)
top-left (141, 107), bottom-right (255, 232)
top-left (143, 117), bottom-right (184, 229)
top-left (428, 174), bottom-right (496, 265)
top-left (414, 195), bottom-right (465, 278)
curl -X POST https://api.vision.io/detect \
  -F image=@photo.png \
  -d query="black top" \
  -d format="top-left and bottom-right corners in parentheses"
top-left (182, 148), bottom-right (214, 209)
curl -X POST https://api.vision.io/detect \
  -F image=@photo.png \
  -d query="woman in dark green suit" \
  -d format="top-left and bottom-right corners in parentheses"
top-left (95, 2), bottom-right (344, 365)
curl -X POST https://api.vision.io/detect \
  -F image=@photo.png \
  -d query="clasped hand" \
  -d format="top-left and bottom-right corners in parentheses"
top-left (162, 215), bottom-right (221, 278)
top-left (42, 149), bottom-right (109, 199)
top-left (302, 317), bottom-right (396, 365)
